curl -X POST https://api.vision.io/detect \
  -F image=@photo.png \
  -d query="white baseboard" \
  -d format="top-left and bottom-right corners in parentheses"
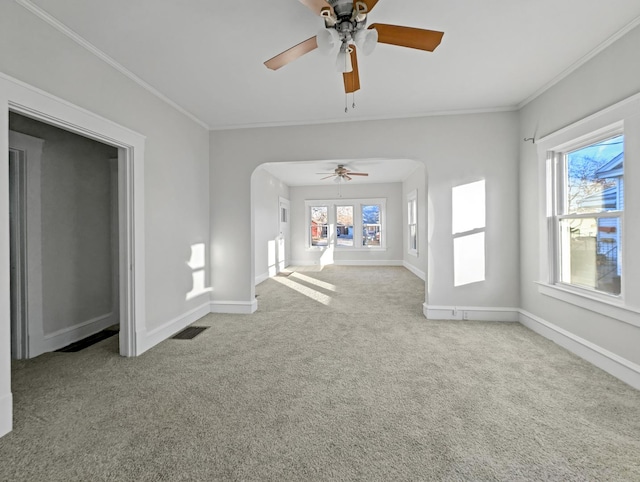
top-left (519, 310), bottom-right (640, 390)
top-left (403, 261), bottom-right (426, 281)
top-left (210, 300), bottom-right (258, 314)
top-left (0, 393), bottom-right (12, 438)
top-left (424, 304), bottom-right (520, 322)
top-left (255, 271), bottom-right (269, 286)
top-left (335, 259), bottom-right (404, 266)
top-left (32, 312), bottom-right (118, 357)
top-left (291, 259), bottom-right (404, 267)
top-left (138, 302), bottom-right (210, 355)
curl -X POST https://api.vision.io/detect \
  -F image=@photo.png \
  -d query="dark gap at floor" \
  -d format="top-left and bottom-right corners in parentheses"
top-left (56, 327), bottom-right (119, 352)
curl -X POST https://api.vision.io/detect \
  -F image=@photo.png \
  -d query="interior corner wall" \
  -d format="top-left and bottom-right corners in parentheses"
top-left (518, 24), bottom-right (640, 365)
top-left (402, 164), bottom-right (427, 279)
top-left (0, 4), bottom-right (210, 344)
top-left (252, 167), bottom-right (290, 284)
top-left (210, 110), bottom-right (520, 309)
top-left (288, 182), bottom-right (403, 266)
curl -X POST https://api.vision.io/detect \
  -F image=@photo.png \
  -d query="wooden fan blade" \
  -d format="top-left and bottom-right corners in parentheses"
top-left (347, 172), bottom-right (369, 176)
top-left (369, 23), bottom-right (444, 52)
top-left (355, 0), bottom-right (379, 13)
top-left (320, 175), bottom-right (336, 180)
top-left (344, 175), bottom-right (353, 180)
top-left (343, 46), bottom-right (360, 94)
top-left (299, 0), bottom-right (334, 16)
top-left (264, 37), bottom-right (318, 71)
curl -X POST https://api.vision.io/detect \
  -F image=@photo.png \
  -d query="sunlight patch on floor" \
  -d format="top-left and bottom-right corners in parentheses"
top-left (290, 272), bottom-right (336, 292)
top-left (272, 275), bottom-right (332, 305)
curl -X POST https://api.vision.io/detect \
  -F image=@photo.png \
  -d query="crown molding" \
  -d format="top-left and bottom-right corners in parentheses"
top-left (518, 15), bottom-right (640, 110)
top-left (208, 105), bottom-right (518, 131)
top-left (15, 0), bottom-right (210, 130)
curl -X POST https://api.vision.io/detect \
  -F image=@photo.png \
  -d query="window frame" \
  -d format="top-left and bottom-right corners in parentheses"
top-left (535, 92), bottom-right (640, 328)
top-left (305, 198), bottom-right (387, 251)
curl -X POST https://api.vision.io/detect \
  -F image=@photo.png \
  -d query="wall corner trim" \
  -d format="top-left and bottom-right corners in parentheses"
top-left (403, 261), bottom-right (425, 281)
top-left (210, 300), bottom-right (258, 314)
top-left (0, 393), bottom-right (12, 438)
top-left (255, 271), bottom-right (270, 286)
top-left (518, 310), bottom-right (640, 390)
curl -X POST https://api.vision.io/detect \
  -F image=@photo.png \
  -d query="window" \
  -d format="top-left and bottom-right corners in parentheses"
top-left (310, 206), bottom-right (328, 246)
top-left (306, 198), bottom-right (386, 249)
top-left (362, 204), bottom-right (381, 247)
top-left (552, 133), bottom-right (624, 296)
top-left (336, 205), bottom-right (354, 247)
top-left (407, 190), bottom-right (418, 256)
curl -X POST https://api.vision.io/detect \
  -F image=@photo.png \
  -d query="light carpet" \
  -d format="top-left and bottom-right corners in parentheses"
top-left (1, 266), bottom-right (639, 481)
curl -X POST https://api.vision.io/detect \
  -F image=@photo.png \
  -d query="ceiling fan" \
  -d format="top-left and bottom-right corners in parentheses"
top-left (317, 164), bottom-right (369, 181)
top-left (264, 0), bottom-right (444, 96)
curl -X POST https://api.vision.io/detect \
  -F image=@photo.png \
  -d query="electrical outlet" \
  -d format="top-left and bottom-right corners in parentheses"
top-left (463, 311), bottom-right (469, 320)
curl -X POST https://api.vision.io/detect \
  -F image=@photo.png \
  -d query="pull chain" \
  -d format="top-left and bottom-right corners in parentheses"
top-left (345, 93), bottom-right (348, 113)
top-left (352, 91), bottom-right (356, 109)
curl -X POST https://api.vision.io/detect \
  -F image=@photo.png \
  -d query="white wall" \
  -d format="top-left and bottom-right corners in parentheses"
top-left (289, 182), bottom-right (403, 266)
top-left (0, 1), bottom-right (210, 436)
top-left (402, 164), bottom-right (427, 280)
top-left (252, 167), bottom-right (290, 284)
top-left (210, 111), bottom-right (520, 311)
top-left (518, 24), bottom-right (640, 366)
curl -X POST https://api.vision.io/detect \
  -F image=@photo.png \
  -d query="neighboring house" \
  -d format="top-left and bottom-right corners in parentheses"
top-left (578, 152), bottom-right (624, 289)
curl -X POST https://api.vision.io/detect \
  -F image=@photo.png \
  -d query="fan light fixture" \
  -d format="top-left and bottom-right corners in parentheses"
top-left (317, 28), bottom-right (341, 55)
top-left (264, 0), bottom-right (445, 108)
top-left (354, 28), bottom-right (378, 56)
top-left (335, 46), bottom-right (353, 73)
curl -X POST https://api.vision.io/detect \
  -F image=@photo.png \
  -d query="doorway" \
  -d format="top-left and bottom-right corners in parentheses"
top-left (8, 112), bottom-right (121, 358)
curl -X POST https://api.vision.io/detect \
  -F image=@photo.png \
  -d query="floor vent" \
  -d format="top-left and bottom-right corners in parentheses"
top-left (56, 328), bottom-right (119, 352)
top-left (276, 271), bottom-right (294, 277)
top-left (172, 326), bottom-right (208, 340)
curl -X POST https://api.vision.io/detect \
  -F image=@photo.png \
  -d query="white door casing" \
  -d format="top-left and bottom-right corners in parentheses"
top-left (278, 197), bottom-right (290, 272)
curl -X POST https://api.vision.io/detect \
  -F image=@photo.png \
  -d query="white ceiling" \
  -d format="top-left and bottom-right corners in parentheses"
top-left (23, 0), bottom-right (640, 131)
top-left (261, 158), bottom-right (421, 186)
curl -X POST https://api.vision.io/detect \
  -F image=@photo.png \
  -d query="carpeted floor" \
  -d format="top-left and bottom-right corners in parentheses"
top-left (1, 266), bottom-right (639, 481)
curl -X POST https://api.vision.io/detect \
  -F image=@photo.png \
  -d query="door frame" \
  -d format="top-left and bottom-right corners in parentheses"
top-left (278, 197), bottom-right (290, 272)
top-left (0, 73), bottom-right (147, 360)
top-left (8, 131), bottom-right (44, 359)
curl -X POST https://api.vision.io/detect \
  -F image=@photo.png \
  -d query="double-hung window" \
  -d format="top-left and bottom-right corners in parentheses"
top-left (550, 132), bottom-right (624, 296)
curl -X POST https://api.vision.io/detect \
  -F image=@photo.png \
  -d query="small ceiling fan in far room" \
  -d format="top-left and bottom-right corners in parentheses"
top-left (317, 164), bottom-right (369, 182)
top-left (264, 0), bottom-right (444, 108)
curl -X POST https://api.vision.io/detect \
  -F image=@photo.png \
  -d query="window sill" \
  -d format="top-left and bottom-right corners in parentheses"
top-left (536, 282), bottom-right (640, 328)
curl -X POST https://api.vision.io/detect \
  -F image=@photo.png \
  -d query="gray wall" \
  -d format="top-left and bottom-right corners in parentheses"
top-left (9, 113), bottom-right (116, 336)
top-left (0, 0), bottom-right (211, 333)
top-left (252, 167), bottom-right (290, 283)
top-left (210, 111), bottom-right (520, 310)
top-left (518, 24), bottom-right (640, 365)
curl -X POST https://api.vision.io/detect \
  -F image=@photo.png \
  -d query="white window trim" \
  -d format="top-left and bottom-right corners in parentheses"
top-left (536, 92), bottom-right (640, 327)
top-left (407, 189), bottom-right (418, 257)
top-left (305, 198), bottom-right (387, 251)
